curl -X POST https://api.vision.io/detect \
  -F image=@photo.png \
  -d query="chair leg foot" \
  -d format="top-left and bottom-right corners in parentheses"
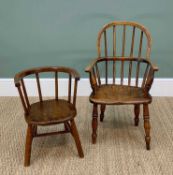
top-left (143, 104), bottom-right (151, 150)
top-left (134, 104), bottom-right (140, 126)
top-left (24, 124), bottom-right (33, 167)
top-left (146, 139), bottom-right (150, 150)
top-left (70, 119), bottom-right (84, 158)
top-left (100, 104), bottom-right (106, 122)
top-left (92, 104), bottom-right (98, 144)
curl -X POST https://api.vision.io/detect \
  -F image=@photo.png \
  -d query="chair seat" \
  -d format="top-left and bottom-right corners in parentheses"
top-left (26, 99), bottom-right (76, 125)
top-left (90, 85), bottom-right (152, 105)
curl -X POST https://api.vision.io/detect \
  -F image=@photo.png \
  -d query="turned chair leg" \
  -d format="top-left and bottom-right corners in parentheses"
top-left (24, 124), bottom-right (33, 167)
top-left (70, 119), bottom-right (84, 158)
top-left (92, 104), bottom-right (98, 144)
top-left (134, 104), bottom-right (140, 126)
top-left (143, 104), bottom-right (151, 150)
top-left (100, 104), bottom-right (106, 122)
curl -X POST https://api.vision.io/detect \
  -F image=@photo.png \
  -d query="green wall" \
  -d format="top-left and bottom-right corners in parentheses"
top-left (0, 0), bottom-right (172, 78)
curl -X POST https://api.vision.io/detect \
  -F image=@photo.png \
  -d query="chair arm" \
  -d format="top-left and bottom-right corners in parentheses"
top-left (85, 58), bottom-right (99, 72)
top-left (66, 67), bottom-right (80, 81)
top-left (85, 58), bottom-right (100, 92)
top-left (146, 60), bottom-right (159, 72)
top-left (14, 66), bottom-right (80, 88)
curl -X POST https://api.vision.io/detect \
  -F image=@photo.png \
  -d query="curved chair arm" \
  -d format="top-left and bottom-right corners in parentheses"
top-left (14, 66), bottom-right (80, 87)
top-left (85, 58), bottom-right (100, 73)
top-left (145, 59), bottom-right (159, 72)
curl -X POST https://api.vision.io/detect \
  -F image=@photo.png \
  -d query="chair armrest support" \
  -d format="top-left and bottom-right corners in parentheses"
top-left (144, 60), bottom-right (158, 92)
top-left (85, 58), bottom-right (100, 92)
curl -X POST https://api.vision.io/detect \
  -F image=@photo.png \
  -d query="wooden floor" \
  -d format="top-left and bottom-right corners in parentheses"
top-left (0, 97), bottom-right (173, 175)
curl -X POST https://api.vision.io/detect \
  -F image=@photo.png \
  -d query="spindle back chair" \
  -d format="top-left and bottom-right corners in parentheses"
top-left (85, 21), bottom-right (158, 150)
top-left (14, 66), bottom-right (84, 166)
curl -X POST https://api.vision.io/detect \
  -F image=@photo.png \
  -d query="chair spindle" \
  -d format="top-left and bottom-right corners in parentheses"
top-left (17, 85), bottom-right (28, 114)
top-left (142, 64), bottom-right (149, 88)
top-left (113, 60), bottom-right (116, 84)
top-left (120, 25), bottom-right (126, 85)
top-left (55, 71), bottom-right (58, 100)
top-left (95, 63), bottom-right (101, 85)
top-left (136, 61), bottom-right (140, 87)
top-left (138, 31), bottom-right (143, 58)
top-left (128, 60), bottom-right (133, 86)
top-left (73, 79), bottom-right (78, 106)
top-left (35, 73), bottom-right (42, 102)
top-left (21, 79), bottom-right (30, 108)
top-left (104, 30), bottom-right (108, 57)
top-left (121, 60), bottom-right (124, 85)
top-left (104, 31), bottom-right (108, 84)
top-left (130, 26), bottom-right (136, 57)
top-left (113, 25), bottom-right (116, 56)
top-left (122, 25), bottom-right (126, 57)
top-left (128, 27), bottom-right (135, 86)
top-left (68, 74), bottom-right (72, 103)
top-left (105, 61), bottom-right (108, 84)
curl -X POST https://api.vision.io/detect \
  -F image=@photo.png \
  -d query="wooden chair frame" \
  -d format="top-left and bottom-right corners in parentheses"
top-left (14, 66), bottom-right (84, 166)
top-left (85, 21), bottom-right (158, 150)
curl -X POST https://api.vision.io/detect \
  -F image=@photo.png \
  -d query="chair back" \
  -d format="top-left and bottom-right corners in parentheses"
top-left (14, 66), bottom-right (80, 115)
top-left (92, 21), bottom-right (153, 87)
top-left (97, 21), bottom-right (151, 59)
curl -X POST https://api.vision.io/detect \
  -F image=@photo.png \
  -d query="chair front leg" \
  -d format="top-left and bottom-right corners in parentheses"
top-left (70, 119), bottom-right (84, 158)
top-left (24, 124), bottom-right (33, 167)
top-left (134, 104), bottom-right (140, 126)
top-left (100, 104), bottom-right (106, 122)
top-left (92, 103), bottom-right (98, 144)
top-left (143, 104), bottom-right (151, 150)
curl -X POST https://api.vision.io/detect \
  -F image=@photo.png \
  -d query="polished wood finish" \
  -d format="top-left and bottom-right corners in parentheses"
top-left (85, 21), bottom-right (158, 149)
top-left (14, 66), bottom-right (84, 166)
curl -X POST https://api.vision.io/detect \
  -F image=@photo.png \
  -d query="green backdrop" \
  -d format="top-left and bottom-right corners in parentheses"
top-left (0, 0), bottom-right (172, 78)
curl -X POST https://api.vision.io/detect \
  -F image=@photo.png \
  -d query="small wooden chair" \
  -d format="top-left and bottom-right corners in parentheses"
top-left (85, 21), bottom-right (158, 149)
top-left (14, 66), bottom-right (84, 166)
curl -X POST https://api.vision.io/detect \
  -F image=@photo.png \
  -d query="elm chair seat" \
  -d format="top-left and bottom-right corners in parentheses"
top-left (26, 99), bottom-right (76, 125)
top-left (90, 85), bottom-right (151, 105)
